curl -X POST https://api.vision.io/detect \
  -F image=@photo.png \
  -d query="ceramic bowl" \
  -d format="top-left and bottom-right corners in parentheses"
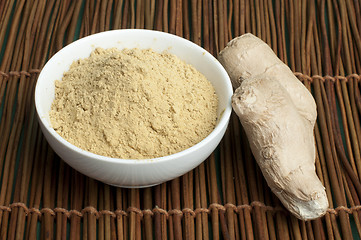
top-left (35, 29), bottom-right (233, 188)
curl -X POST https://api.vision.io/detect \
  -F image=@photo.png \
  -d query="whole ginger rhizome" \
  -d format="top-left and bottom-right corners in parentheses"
top-left (218, 34), bottom-right (328, 220)
top-left (50, 48), bottom-right (218, 159)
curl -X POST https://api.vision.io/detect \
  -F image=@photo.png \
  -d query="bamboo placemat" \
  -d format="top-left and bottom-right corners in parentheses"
top-left (1, 0), bottom-right (361, 239)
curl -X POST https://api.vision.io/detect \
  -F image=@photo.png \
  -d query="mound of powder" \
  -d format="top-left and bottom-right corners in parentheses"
top-left (50, 48), bottom-right (218, 159)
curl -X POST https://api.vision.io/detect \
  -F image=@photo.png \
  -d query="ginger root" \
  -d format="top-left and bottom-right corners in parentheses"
top-left (218, 33), bottom-right (328, 220)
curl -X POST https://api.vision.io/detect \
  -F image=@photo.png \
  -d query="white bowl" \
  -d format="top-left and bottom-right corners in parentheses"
top-left (35, 29), bottom-right (233, 188)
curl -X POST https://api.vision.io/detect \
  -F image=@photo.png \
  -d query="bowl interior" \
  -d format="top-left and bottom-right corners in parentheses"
top-left (35, 29), bottom-right (233, 161)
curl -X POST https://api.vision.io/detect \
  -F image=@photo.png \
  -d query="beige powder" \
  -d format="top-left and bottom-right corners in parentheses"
top-left (50, 48), bottom-right (218, 159)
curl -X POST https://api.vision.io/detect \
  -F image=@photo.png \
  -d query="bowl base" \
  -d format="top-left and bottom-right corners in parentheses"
top-left (107, 182), bottom-right (163, 188)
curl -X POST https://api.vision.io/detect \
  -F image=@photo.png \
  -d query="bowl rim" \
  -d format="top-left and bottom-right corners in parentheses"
top-left (35, 29), bottom-right (233, 165)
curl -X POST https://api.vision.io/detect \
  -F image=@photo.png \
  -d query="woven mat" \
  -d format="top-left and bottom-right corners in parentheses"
top-left (1, 0), bottom-right (361, 239)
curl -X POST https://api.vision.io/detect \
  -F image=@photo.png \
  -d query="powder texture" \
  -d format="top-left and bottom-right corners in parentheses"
top-left (50, 48), bottom-right (218, 159)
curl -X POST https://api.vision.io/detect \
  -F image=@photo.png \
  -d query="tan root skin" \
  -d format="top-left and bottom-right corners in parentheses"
top-left (218, 33), bottom-right (328, 220)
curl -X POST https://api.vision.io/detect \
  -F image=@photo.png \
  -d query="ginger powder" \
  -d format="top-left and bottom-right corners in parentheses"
top-left (50, 48), bottom-right (218, 159)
